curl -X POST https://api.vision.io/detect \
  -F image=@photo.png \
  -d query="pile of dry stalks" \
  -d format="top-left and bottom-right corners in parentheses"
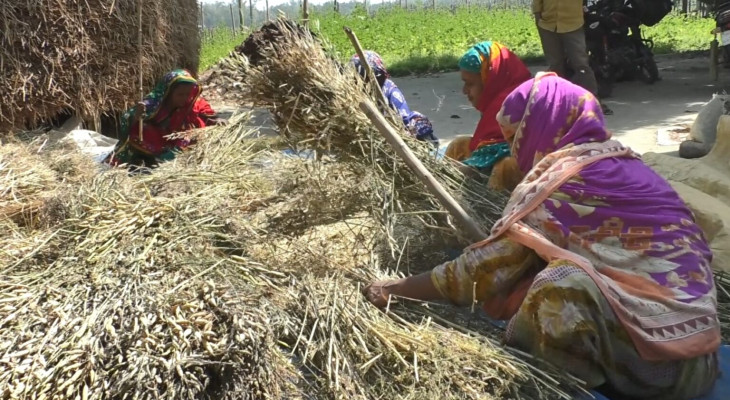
top-left (4, 16), bottom-right (727, 400)
top-left (0, 0), bottom-right (200, 132)
top-left (204, 18), bottom-right (506, 248)
top-left (0, 109), bottom-right (595, 398)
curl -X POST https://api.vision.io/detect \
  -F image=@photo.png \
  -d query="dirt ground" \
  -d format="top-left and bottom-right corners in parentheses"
top-left (211, 53), bottom-right (730, 155)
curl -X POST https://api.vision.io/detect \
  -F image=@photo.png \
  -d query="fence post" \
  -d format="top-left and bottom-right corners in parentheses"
top-left (249, 0), bottom-right (253, 27)
top-left (237, 0), bottom-right (244, 30)
top-left (229, 4), bottom-right (236, 35)
top-left (303, 0), bottom-right (309, 26)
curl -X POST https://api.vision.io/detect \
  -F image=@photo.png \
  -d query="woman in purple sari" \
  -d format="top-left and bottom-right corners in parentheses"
top-left (363, 73), bottom-right (720, 399)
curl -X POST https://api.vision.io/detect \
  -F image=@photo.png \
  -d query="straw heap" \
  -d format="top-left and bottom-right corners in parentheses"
top-left (4, 16), bottom-right (727, 400)
top-left (4, 116), bottom-right (729, 398)
top-left (0, 110), bottom-right (595, 398)
top-left (0, 122), bottom-right (303, 399)
top-left (204, 19), bottom-right (507, 253)
top-left (0, 0), bottom-right (200, 132)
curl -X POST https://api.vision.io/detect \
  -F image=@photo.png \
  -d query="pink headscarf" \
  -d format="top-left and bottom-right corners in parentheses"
top-left (487, 74), bottom-right (719, 361)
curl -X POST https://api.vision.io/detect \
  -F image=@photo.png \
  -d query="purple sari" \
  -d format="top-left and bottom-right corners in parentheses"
top-left (477, 73), bottom-right (720, 361)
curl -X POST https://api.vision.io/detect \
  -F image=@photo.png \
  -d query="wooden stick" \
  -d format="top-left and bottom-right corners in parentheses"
top-left (360, 100), bottom-right (488, 242)
top-left (343, 26), bottom-right (387, 110)
top-left (249, 0), bottom-right (253, 29)
top-left (237, 0), bottom-right (244, 30)
top-left (229, 4), bottom-right (236, 36)
top-left (710, 33), bottom-right (720, 81)
top-left (302, 0), bottom-right (309, 26)
top-left (138, 0), bottom-right (144, 141)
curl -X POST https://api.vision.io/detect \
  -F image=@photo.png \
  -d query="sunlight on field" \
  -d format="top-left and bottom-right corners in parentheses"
top-left (200, 8), bottom-right (714, 76)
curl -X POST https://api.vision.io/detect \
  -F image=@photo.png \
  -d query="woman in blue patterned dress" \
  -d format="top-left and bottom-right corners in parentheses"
top-left (351, 51), bottom-right (439, 147)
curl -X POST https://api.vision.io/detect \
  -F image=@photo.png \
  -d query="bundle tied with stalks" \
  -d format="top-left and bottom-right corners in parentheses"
top-left (0, 0), bottom-right (200, 132)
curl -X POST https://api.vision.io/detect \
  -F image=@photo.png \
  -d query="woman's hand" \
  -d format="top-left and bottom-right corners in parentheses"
top-left (362, 273), bottom-right (443, 308)
top-left (212, 118), bottom-right (228, 126)
top-left (362, 280), bottom-right (400, 308)
top-left (457, 163), bottom-right (479, 178)
top-left (133, 102), bottom-right (146, 121)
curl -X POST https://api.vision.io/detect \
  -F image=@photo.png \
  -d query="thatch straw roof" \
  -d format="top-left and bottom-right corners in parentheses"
top-left (0, 0), bottom-right (200, 132)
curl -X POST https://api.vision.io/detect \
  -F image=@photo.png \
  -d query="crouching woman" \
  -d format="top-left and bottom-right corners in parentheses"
top-left (106, 69), bottom-right (225, 168)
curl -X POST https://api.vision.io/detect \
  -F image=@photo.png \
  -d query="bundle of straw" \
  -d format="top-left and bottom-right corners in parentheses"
top-left (0, 114), bottom-right (590, 399)
top-left (0, 122), bottom-right (302, 399)
top-left (0, 0), bottom-right (200, 132)
top-left (0, 143), bottom-right (58, 227)
top-left (206, 19), bottom-right (507, 255)
top-left (8, 114), bottom-right (729, 398)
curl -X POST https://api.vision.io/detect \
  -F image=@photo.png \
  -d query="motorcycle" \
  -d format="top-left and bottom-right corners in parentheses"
top-left (564, 0), bottom-right (671, 98)
top-left (579, 0), bottom-right (668, 98)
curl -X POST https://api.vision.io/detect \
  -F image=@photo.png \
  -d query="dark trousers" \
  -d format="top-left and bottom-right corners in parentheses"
top-left (538, 26), bottom-right (599, 96)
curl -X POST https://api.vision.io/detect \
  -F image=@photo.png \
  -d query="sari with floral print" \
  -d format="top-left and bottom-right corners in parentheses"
top-left (431, 73), bottom-right (720, 399)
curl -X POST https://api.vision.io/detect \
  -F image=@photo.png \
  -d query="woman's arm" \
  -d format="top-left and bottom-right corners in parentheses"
top-left (363, 272), bottom-right (442, 308)
top-left (384, 81), bottom-right (413, 122)
top-left (195, 98), bottom-right (227, 126)
top-left (363, 238), bottom-right (540, 308)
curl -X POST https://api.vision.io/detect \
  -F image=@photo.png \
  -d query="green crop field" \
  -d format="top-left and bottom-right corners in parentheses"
top-left (200, 8), bottom-right (714, 76)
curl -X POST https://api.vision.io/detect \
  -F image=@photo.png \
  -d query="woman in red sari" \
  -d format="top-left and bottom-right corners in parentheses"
top-left (107, 69), bottom-right (225, 168)
top-left (445, 41), bottom-right (531, 191)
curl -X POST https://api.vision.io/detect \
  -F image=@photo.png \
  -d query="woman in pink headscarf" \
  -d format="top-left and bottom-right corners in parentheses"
top-left (362, 73), bottom-right (720, 399)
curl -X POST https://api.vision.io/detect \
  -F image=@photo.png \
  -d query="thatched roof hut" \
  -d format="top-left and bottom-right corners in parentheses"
top-left (0, 0), bottom-right (200, 132)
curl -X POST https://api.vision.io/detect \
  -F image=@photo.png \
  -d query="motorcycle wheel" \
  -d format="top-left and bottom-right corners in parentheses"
top-left (637, 49), bottom-right (659, 84)
top-left (596, 73), bottom-right (613, 98)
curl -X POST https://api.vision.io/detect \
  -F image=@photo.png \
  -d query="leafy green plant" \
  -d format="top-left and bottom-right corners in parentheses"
top-left (200, 9), bottom-right (714, 76)
top-left (199, 26), bottom-right (248, 72)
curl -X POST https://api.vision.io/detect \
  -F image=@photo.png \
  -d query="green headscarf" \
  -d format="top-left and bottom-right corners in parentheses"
top-left (458, 41), bottom-right (494, 74)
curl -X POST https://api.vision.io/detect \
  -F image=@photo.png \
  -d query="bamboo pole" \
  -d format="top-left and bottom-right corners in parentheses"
top-left (229, 4), bottom-right (236, 35)
top-left (199, 2), bottom-right (204, 30)
top-left (303, 0), bottom-right (309, 26)
top-left (138, 0), bottom-right (144, 142)
top-left (249, 0), bottom-right (253, 27)
top-left (238, 0), bottom-right (244, 30)
top-left (360, 100), bottom-right (488, 242)
top-left (343, 27), bottom-right (387, 109)
top-left (266, 0), bottom-right (270, 21)
top-left (710, 33), bottom-right (720, 81)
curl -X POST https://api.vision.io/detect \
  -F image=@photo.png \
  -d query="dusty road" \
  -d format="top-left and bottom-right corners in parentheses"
top-left (214, 54), bottom-right (730, 155)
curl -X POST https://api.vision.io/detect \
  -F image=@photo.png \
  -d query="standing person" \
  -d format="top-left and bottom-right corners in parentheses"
top-left (532, 0), bottom-right (613, 115)
top-left (362, 73), bottom-right (719, 399)
top-left (351, 51), bottom-right (439, 147)
top-left (445, 41), bottom-right (531, 191)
